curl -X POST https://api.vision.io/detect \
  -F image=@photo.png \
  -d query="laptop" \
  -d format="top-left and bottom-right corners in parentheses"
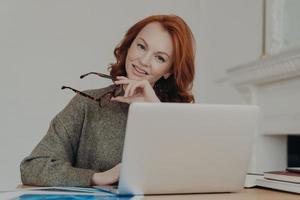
top-left (94, 103), bottom-right (259, 195)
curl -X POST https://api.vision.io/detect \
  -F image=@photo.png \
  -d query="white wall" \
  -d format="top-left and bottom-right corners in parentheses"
top-left (0, 0), bottom-right (201, 189)
top-left (0, 0), bottom-right (263, 189)
top-left (198, 0), bottom-right (263, 173)
top-left (197, 0), bottom-right (262, 104)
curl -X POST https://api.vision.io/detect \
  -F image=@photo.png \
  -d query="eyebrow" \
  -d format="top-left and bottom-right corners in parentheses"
top-left (137, 37), bottom-right (171, 59)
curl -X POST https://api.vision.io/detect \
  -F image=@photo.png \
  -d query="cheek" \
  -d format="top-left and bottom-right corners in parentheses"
top-left (127, 47), bottom-right (140, 61)
top-left (126, 48), bottom-right (132, 62)
top-left (125, 48), bottom-right (135, 68)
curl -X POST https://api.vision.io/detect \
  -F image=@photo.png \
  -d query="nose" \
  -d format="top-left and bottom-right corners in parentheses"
top-left (139, 52), bottom-right (151, 67)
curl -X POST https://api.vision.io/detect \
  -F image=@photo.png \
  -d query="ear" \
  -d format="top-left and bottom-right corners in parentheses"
top-left (163, 72), bottom-right (172, 79)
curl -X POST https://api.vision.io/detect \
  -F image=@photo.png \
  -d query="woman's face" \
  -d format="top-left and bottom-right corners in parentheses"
top-left (125, 22), bottom-right (173, 86)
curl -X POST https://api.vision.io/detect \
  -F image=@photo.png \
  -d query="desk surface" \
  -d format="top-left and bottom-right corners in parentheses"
top-left (140, 188), bottom-right (299, 199)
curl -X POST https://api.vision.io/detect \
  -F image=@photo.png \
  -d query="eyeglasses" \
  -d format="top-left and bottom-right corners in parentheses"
top-left (61, 72), bottom-right (124, 108)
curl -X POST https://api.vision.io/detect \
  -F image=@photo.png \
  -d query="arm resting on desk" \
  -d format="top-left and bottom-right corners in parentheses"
top-left (20, 94), bottom-right (96, 187)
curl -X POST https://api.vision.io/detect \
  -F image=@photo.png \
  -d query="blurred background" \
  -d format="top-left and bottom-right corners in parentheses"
top-left (1, 0), bottom-right (299, 189)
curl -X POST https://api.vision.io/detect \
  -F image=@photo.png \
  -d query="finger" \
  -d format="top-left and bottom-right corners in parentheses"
top-left (128, 84), bottom-right (136, 97)
top-left (116, 76), bottom-right (128, 80)
top-left (129, 81), bottom-right (145, 96)
top-left (114, 79), bottom-right (131, 85)
top-left (124, 83), bottom-right (133, 97)
top-left (111, 96), bottom-right (130, 103)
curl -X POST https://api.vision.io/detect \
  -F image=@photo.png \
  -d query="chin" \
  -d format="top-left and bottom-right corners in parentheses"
top-left (126, 72), bottom-right (138, 80)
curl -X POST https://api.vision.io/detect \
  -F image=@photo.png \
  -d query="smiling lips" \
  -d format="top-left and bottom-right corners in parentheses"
top-left (132, 64), bottom-right (149, 75)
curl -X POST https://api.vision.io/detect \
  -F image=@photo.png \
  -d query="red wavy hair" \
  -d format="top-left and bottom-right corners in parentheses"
top-left (109, 15), bottom-right (195, 103)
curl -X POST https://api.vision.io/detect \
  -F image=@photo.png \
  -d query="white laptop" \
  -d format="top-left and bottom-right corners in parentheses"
top-left (95, 103), bottom-right (259, 195)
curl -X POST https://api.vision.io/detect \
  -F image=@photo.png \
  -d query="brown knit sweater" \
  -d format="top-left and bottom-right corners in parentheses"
top-left (20, 85), bottom-right (129, 187)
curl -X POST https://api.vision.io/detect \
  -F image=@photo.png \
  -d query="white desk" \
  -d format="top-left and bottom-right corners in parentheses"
top-left (140, 188), bottom-right (299, 200)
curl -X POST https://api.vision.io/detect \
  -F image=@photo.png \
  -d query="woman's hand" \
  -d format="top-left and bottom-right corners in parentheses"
top-left (91, 163), bottom-right (121, 186)
top-left (111, 76), bottom-right (160, 104)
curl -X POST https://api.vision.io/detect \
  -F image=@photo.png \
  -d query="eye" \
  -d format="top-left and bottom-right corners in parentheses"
top-left (137, 43), bottom-right (146, 50)
top-left (155, 55), bottom-right (166, 63)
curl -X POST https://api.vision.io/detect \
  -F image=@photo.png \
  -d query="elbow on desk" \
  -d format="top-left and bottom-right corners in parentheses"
top-left (20, 158), bottom-right (53, 187)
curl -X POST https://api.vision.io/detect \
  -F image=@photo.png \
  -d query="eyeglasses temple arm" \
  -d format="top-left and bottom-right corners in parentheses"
top-left (61, 86), bottom-right (99, 102)
top-left (79, 72), bottom-right (116, 81)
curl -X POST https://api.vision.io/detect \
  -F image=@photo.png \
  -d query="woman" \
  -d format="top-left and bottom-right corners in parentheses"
top-left (20, 14), bottom-right (196, 187)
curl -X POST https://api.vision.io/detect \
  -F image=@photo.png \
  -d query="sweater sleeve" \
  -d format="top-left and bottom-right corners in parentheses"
top-left (20, 94), bottom-right (96, 187)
